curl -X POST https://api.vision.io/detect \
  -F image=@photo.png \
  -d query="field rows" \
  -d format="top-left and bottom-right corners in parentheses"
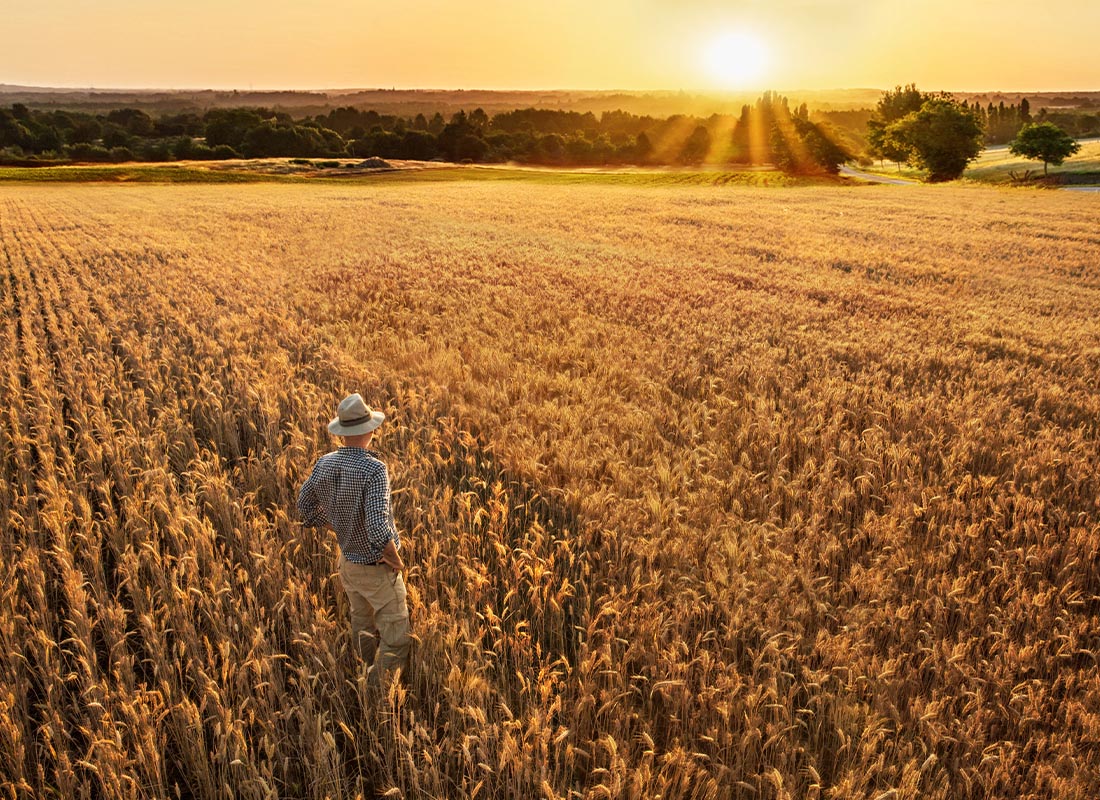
top-left (1, 181), bottom-right (1098, 799)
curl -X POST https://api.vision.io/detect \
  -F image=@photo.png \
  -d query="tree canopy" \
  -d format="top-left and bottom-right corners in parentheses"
top-left (1, 94), bottom-right (852, 173)
top-left (866, 89), bottom-right (985, 182)
top-left (893, 98), bottom-right (985, 181)
top-left (866, 85), bottom-right (929, 166)
top-left (875, 84), bottom-right (927, 123)
top-left (1009, 122), bottom-right (1081, 175)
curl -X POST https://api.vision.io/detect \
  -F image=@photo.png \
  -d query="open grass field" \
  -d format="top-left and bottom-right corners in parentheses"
top-left (1, 178), bottom-right (1098, 799)
top-left (964, 139), bottom-right (1100, 185)
top-left (860, 139), bottom-right (1100, 186)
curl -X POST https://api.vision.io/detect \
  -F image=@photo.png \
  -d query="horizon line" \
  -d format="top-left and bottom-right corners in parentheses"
top-left (3, 82), bottom-right (1099, 96)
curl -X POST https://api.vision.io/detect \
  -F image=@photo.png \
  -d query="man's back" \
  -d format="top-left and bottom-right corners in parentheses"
top-left (298, 446), bottom-right (399, 565)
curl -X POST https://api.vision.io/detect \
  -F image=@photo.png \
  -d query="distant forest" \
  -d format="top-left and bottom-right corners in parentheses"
top-left (1, 90), bottom-right (1097, 171)
top-left (0, 94), bottom-right (856, 173)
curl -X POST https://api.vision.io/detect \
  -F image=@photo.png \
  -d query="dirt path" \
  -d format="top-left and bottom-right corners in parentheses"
top-left (839, 165), bottom-right (920, 185)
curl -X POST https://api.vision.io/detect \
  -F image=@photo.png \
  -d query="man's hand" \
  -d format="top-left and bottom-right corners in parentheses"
top-left (381, 539), bottom-right (405, 572)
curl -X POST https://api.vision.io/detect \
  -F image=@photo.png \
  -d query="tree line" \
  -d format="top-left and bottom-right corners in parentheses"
top-left (968, 98), bottom-right (1099, 144)
top-left (865, 85), bottom-right (1087, 181)
top-left (2, 90), bottom-right (1089, 180)
top-left (0, 96), bottom-right (852, 174)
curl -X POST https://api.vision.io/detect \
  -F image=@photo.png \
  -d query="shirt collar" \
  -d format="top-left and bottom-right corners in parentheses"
top-left (339, 445), bottom-right (381, 458)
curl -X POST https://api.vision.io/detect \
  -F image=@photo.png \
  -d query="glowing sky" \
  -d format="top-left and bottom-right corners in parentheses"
top-left (3, 0), bottom-right (1097, 91)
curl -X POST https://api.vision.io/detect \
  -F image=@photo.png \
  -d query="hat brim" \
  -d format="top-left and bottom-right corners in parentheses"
top-left (328, 410), bottom-right (385, 436)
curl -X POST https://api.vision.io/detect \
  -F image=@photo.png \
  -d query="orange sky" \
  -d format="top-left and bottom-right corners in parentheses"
top-left (4, 0), bottom-right (1098, 91)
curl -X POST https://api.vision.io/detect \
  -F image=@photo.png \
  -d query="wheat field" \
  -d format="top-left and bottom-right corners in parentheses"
top-left (1, 178), bottom-right (1098, 799)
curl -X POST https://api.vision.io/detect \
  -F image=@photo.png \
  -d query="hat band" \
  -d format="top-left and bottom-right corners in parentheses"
top-left (340, 412), bottom-right (374, 427)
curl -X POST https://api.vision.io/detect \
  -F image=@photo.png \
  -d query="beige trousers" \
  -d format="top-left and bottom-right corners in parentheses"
top-left (338, 554), bottom-right (411, 677)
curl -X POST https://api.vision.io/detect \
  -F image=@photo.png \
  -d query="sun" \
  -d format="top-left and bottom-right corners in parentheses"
top-left (703, 30), bottom-right (770, 89)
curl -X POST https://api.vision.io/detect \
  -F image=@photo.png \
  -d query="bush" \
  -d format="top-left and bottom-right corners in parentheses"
top-left (203, 108), bottom-right (267, 151)
top-left (210, 145), bottom-right (239, 160)
top-left (453, 133), bottom-right (488, 162)
top-left (534, 133), bottom-right (566, 164)
top-left (187, 144), bottom-right (240, 161)
top-left (101, 124), bottom-right (131, 150)
top-left (401, 129), bottom-right (439, 160)
top-left (67, 143), bottom-right (112, 162)
top-left (141, 140), bottom-right (174, 162)
top-left (172, 136), bottom-right (196, 159)
top-left (68, 118), bottom-right (102, 144)
top-left (241, 122), bottom-right (329, 158)
top-left (109, 147), bottom-right (135, 163)
top-left (349, 131), bottom-right (403, 159)
top-left (106, 108), bottom-right (154, 137)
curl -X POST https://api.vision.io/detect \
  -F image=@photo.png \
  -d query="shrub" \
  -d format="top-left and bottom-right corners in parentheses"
top-left (101, 124), bottom-right (131, 150)
top-left (67, 143), bottom-right (112, 162)
top-left (210, 144), bottom-right (239, 160)
top-left (141, 140), bottom-right (174, 162)
top-left (172, 136), bottom-right (196, 159)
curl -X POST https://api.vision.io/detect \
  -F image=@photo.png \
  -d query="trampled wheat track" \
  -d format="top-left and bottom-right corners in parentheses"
top-left (1, 181), bottom-right (1098, 799)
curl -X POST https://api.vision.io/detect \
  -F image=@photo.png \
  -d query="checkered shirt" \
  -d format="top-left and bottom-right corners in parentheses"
top-left (297, 447), bottom-right (399, 564)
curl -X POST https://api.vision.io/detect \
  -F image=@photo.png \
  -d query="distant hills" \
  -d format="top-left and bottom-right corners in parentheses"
top-left (2, 84), bottom-right (1097, 118)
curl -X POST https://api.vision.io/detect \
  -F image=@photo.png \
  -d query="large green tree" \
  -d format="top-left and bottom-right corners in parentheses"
top-left (1009, 122), bottom-right (1081, 175)
top-left (867, 84), bottom-right (928, 166)
top-left (889, 97), bottom-right (985, 182)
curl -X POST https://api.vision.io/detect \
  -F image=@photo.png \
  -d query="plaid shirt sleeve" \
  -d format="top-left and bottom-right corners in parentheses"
top-left (363, 464), bottom-right (398, 551)
top-left (297, 457), bottom-right (330, 529)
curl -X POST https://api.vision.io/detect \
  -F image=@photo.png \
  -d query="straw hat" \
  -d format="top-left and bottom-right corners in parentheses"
top-left (328, 393), bottom-right (385, 436)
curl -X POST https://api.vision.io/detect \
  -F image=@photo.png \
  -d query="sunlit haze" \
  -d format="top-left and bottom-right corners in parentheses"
top-left (703, 31), bottom-right (770, 89)
top-left (3, 0), bottom-right (1098, 91)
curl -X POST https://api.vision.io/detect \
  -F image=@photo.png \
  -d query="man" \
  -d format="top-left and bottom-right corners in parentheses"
top-left (298, 393), bottom-right (410, 678)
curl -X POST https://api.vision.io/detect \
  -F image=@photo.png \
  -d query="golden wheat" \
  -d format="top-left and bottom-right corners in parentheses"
top-left (0, 180), bottom-right (1097, 799)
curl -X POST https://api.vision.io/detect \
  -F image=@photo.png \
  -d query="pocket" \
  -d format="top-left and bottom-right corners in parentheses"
top-left (375, 573), bottom-right (409, 622)
top-left (392, 574), bottom-right (408, 614)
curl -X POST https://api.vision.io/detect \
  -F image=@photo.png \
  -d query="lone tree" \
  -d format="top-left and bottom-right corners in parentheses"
top-left (889, 97), bottom-right (985, 182)
top-left (1009, 122), bottom-right (1081, 175)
